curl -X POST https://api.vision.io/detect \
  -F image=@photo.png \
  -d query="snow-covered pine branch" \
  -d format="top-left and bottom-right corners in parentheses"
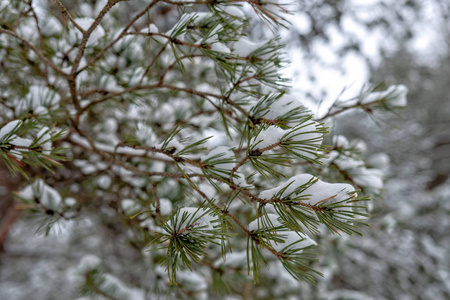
top-left (0, 0), bottom-right (407, 298)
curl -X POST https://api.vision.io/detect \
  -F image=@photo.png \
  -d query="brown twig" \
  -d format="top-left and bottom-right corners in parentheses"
top-left (149, 177), bottom-right (163, 224)
top-left (70, 0), bottom-right (125, 76)
top-left (229, 156), bottom-right (249, 183)
top-left (76, 0), bottom-right (161, 75)
top-left (53, 0), bottom-right (86, 33)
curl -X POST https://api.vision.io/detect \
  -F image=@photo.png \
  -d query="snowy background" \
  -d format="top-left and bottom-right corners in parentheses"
top-left (1, 0), bottom-right (450, 299)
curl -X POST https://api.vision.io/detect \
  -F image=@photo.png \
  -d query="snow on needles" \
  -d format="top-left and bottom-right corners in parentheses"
top-left (250, 121), bottom-right (323, 160)
top-left (326, 135), bottom-right (389, 194)
top-left (0, 120), bottom-right (22, 141)
top-left (251, 126), bottom-right (285, 150)
top-left (262, 94), bottom-right (307, 121)
top-left (233, 37), bottom-right (267, 57)
top-left (19, 179), bottom-right (63, 212)
top-left (0, 120), bottom-right (33, 160)
top-left (271, 231), bottom-right (317, 252)
top-left (259, 174), bottom-right (356, 205)
top-left (249, 213), bottom-right (317, 252)
top-left (250, 123), bottom-right (323, 151)
top-left (249, 213), bottom-right (282, 231)
top-left (249, 93), bottom-right (324, 160)
top-left (361, 84), bottom-right (408, 107)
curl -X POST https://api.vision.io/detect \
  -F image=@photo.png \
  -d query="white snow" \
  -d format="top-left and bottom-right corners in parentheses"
top-left (40, 16), bottom-right (63, 36)
top-left (158, 198), bottom-right (172, 216)
top-left (201, 129), bottom-right (231, 149)
top-left (64, 197), bottom-right (77, 207)
top-left (259, 174), bottom-right (356, 205)
top-left (251, 126), bottom-right (285, 150)
top-left (334, 156), bottom-right (365, 170)
top-left (249, 213), bottom-right (282, 231)
top-left (20, 85), bottom-right (61, 114)
top-left (17, 20), bottom-right (38, 42)
top-left (0, 120), bottom-right (34, 154)
top-left (121, 198), bottom-right (142, 215)
top-left (214, 251), bottom-right (247, 268)
top-left (248, 214), bottom-right (317, 252)
top-left (176, 270), bottom-right (208, 291)
top-left (234, 174), bottom-right (253, 189)
top-left (288, 122), bottom-right (323, 145)
top-left (354, 139), bottom-right (368, 154)
top-left (287, 11), bottom-right (311, 35)
top-left (166, 12), bottom-right (211, 38)
top-left (211, 42), bottom-right (231, 53)
top-left (198, 182), bottom-right (217, 200)
top-left (141, 23), bottom-right (159, 34)
top-left (266, 261), bottom-right (299, 294)
top-left (77, 255), bottom-right (101, 273)
top-left (332, 135), bottom-right (349, 148)
top-left (261, 94), bottom-right (307, 121)
top-left (123, 67), bottom-right (145, 86)
top-left (136, 122), bottom-right (157, 147)
top-left (159, 138), bottom-right (184, 154)
top-left (0, 120), bottom-right (21, 141)
top-left (19, 179), bottom-right (63, 212)
top-left (361, 84), bottom-right (408, 107)
top-left (71, 18), bottom-right (105, 46)
top-left (332, 153), bottom-right (386, 193)
top-left (368, 153), bottom-right (390, 174)
top-left (36, 127), bottom-right (52, 153)
top-left (353, 168), bottom-right (384, 191)
top-left (97, 175), bottom-right (112, 189)
top-left (151, 198), bottom-right (174, 216)
top-left (222, 6), bottom-right (245, 19)
top-left (233, 38), bottom-right (266, 57)
top-left (271, 231), bottom-right (317, 252)
top-left (98, 74), bottom-right (122, 92)
top-left (10, 137), bottom-right (33, 147)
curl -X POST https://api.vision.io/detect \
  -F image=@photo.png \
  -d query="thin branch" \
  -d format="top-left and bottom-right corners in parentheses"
top-left (68, 135), bottom-right (205, 180)
top-left (68, 78), bottom-right (81, 123)
top-left (76, 0), bottom-right (161, 75)
top-left (229, 156), bottom-right (249, 183)
top-left (118, 143), bottom-right (206, 169)
top-left (127, 31), bottom-right (211, 49)
top-left (149, 177), bottom-right (163, 224)
top-left (195, 188), bottom-right (285, 260)
top-left (71, 0), bottom-right (124, 75)
top-left (159, 83), bottom-right (224, 100)
top-left (254, 140), bottom-right (284, 153)
top-left (330, 162), bottom-right (363, 191)
top-left (195, 188), bottom-right (251, 236)
top-left (315, 100), bottom-right (382, 122)
top-left (52, 0), bottom-right (85, 33)
top-left (139, 41), bottom-right (170, 85)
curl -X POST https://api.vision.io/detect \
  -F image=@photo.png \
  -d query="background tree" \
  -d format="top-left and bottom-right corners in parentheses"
top-left (276, 1), bottom-right (450, 299)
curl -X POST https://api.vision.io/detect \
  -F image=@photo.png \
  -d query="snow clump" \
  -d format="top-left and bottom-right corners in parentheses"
top-left (259, 174), bottom-right (356, 205)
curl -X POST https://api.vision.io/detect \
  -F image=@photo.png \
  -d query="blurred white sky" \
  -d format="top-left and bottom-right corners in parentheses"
top-left (280, 0), bottom-right (448, 118)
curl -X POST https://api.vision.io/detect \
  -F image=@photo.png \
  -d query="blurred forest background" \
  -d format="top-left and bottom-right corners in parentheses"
top-left (1, 0), bottom-right (450, 299)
